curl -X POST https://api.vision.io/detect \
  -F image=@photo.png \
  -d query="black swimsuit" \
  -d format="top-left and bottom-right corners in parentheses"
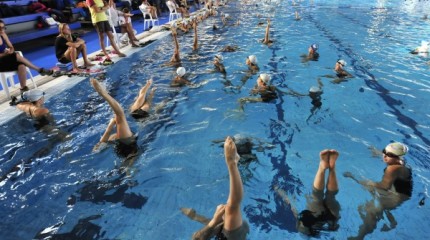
top-left (131, 109), bottom-right (149, 119)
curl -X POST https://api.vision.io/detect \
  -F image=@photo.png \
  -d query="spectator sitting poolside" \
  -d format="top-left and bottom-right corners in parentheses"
top-left (55, 23), bottom-right (94, 72)
top-left (0, 20), bottom-right (53, 93)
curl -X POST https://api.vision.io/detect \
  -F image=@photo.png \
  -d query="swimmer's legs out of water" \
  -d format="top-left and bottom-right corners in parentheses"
top-left (90, 78), bottom-right (133, 139)
top-left (223, 136), bottom-right (244, 231)
top-left (313, 149), bottom-right (339, 191)
top-left (130, 79), bottom-right (152, 112)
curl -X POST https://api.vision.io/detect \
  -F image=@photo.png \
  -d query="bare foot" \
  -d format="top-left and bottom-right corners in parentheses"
top-left (319, 149), bottom-right (330, 170)
top-left (85, 62), bottom-right (95, 68)
top-left (90, 78), bottom-right (107, 96)
top-left (224, 136), bottom-right (240, 165)
top-left (329, 149), bottom-right (339, 169)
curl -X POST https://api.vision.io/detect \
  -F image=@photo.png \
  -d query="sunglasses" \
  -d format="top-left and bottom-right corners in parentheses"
top-left (382, 148), bottom-right (398, 158)
top-left (0, 26), bottom-right (7, 30)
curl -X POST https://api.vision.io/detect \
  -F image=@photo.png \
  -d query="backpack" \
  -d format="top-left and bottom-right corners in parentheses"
top-left (0, 3), bottom-right (16, 18)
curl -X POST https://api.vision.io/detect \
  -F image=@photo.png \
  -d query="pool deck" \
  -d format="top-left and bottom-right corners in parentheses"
top-left (0, 7), bottom-right (202, 125)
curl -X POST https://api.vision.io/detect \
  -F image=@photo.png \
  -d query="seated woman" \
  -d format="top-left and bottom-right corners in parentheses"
top-left (130, 79), bottom-right (156, 119)
top-left (167, 0), bottom-right (190, 18)
top-left (0, 20), bottom-right (53, 93)
top-left (239, 73), bottom-right (278, 110)
top-left (171, 67), bottom-right (191, 87)
top-left (91, 78), bottom-right (137, 158)
top-left (182, 136), bottom-right (250, 240)
top-left (344, 142), bottom-right (412, 239)
top-left (55, 23), bottom-right (94, 73)
top-left (118, 8), bottom-right (140, 47)
top-left (141, 0), bottom-right (158, 19)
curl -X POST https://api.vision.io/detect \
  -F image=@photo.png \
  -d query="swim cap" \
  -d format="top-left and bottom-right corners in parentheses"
top-left (171, 21), bottom-right (178, 28)
top-left (259, 73), bottom-right (271, 84)
top-left (22, 89), bottom-right (45, 102)
top-left (176, 67), bottom-right (186, 77)
top-left (311, 43), bottom-right (319, 50)
top-left (337, 59), bottom-right (347, 66)
top-left (224, 13), bottom-right (230, 18)
top-left (248, 55), bottom-right (258, 65)
top-left (421, 40), bottom-right (429, 47)
top-left (215, 54), bottom-right (223, 63)
top-left (384, 142), bottom-right (409, 157)
top-left (309, 86), bottom-right (321, 93)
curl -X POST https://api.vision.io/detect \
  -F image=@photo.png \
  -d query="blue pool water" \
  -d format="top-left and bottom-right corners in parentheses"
top-left (1, 0), bottom-right (430, 239)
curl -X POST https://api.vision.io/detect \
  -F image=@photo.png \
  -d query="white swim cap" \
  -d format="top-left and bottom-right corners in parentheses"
top-left (248, 55), bottom-right (258, 65)
top-left (311, 43), bottom-right (319, 50)
top-left (176, 67), bottom-right (186, 77)
top-left (337, 59), bottom-right (347, 66)
top-left (224, 13), bottom-right (230, 18)
top-left (309, 86), bottom-right (321, 93)
top-left (259, 73), bottom-right (271, 84)
top-left (215, 54), bottom-right (223, 63)
top-left (384, 142), bottom-right (409, 157)
top-left (22, 89), bottom-right (45, 102)
top-left (421, 40), bottom-right (429, 47)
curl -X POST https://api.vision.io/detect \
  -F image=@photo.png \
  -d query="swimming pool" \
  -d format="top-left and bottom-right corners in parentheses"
top-left (1, 0), bottom-right (430, 239)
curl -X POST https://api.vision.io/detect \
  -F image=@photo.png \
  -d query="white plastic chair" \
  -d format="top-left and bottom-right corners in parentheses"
top-left (0, 51), bottom-right (37, 99)
top-left (139, 4), bottom-right (159, 30)
top-left (166, 0), bottom-right (181, 22)
top-left (106, 7), bottom-right (121, 48)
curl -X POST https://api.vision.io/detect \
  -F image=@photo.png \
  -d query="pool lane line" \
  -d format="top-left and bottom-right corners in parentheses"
top-left (306, 13), bottom-right (430, 146)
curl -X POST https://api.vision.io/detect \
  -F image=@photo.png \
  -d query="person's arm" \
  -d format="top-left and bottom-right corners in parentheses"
top-left (99, 118), bottom-right (116, 143)
top-left (1, 33), bottom-right (15, 53)
top-left (192, 205), bottom-right (225, 240)
top-left (223, 136), bottom-right (244, 231)
top-left (371, 166), bottom-right (401, 190)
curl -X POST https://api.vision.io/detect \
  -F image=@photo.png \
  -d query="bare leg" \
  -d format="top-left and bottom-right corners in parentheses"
top-left (106, 31), bottom-right (126, 57)
top-left (130, 79), bottom-right (152, 112)
top-left (17, 64), bottom-right (27, 89)
top-left (327, 149), bottom-right (339, 191)
top-left (313, 149), bottom-right (330, 191)
top-left (97, 31), bottom-right (110, 58)
top-left (193, 20), bottom-right (198, 50)
top-left (65, 47), bottom-right (79, 72)
top-left (16, 54), bottom-right (41, 72)
top-left (263, 18), bottom-right (270, 44)
top-left (79, 44), bottom-right (94, 67)
top-left (140, 88), bottom-right (155, 112)
top-left (223, 136), bottom-right (244, 231)
top-left (170, 28), bottom-right (180, 63)
top-left (90, 78), bottom-right (133, 139)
